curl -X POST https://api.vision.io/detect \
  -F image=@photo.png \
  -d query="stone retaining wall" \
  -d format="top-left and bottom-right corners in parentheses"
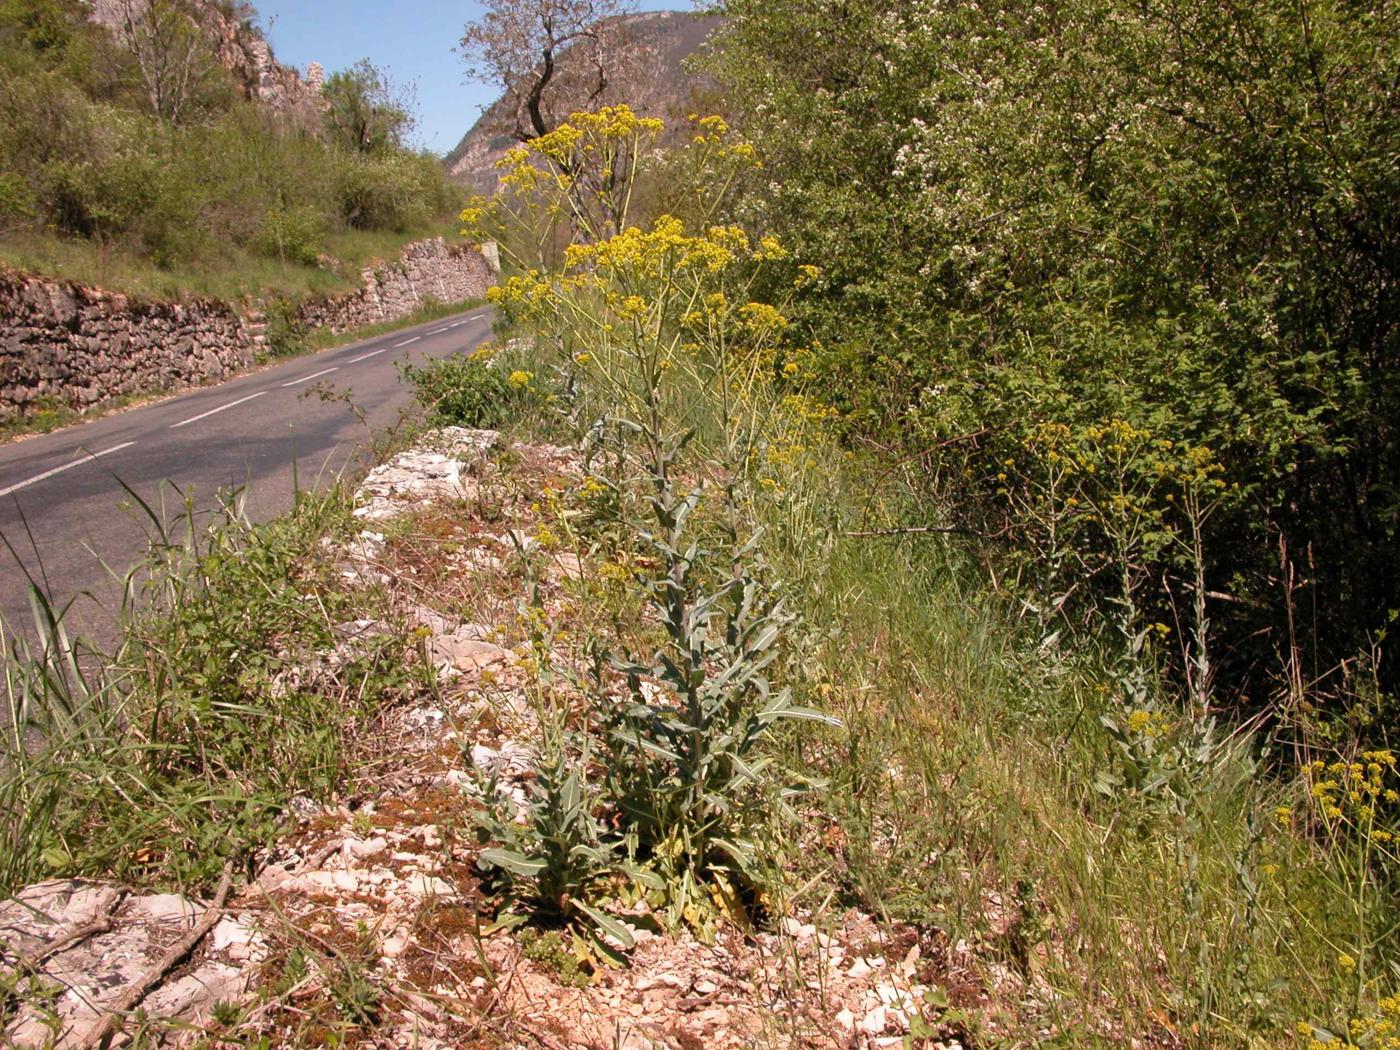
top-left (0, 274), bottom-right (258, 419)
top-left (293, 237), bottom-right (491, 335)
top-left (0, 238), bottom-right (490, 422)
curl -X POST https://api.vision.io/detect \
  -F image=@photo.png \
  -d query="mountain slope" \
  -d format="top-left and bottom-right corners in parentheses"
top-left (446, 10), bottom-right (720, 194)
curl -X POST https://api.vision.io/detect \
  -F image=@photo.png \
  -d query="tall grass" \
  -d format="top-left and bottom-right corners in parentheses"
top-left (0, 481), bottom-right (416, 895)
top-left (755, 443), bottom-right (1398, 1046)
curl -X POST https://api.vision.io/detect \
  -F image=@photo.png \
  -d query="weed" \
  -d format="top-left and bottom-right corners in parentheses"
top-left (0, 480), bottom-right (417, 894)
top-left (518, 927), bottom-right (590, 988)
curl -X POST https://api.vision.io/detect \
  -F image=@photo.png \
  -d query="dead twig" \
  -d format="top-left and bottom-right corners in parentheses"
top-left (76, 861), bottom-right (235, 1050)
top-left (11, 891), bottom-right (127, 973)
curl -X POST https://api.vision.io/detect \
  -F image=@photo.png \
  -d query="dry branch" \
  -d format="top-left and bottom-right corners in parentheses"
top-left (75, 862), bottom-right (235, 1050)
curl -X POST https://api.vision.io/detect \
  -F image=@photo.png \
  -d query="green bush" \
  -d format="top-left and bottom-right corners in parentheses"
top-left (400, 354), bottom-right (534, 429)
top-left (708, 0), bottom-right (1400, 720)
top-left (0, 169), bottom-right (32, 224)
top-left (256, 206), bottom-right (329, 267)
top-left (263, 297), bottom-right (307, 358)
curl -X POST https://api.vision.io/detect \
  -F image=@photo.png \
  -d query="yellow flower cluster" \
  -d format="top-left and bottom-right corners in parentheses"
top-left (508, 369), bottom-right (535, 389)
top-left (563, 216), bottom-right (745, 279)
top-left (487, 272), bottom-right (556, 310)
top-left (1301, 994), bottom-right (1400, 1050)
top-left (781, 393), bottom-right (840, 427)
top-left (754, 235), bottom-right (788, 261)
top-left (459, 193), bottom-right (491, 231)
top-left (738, 301), bottom-right (789, 334)
top-left (1125, 708), bottom-right (1172, 737)
top-left (1303, 751), bottom-right (1398, 831)
top-left (690, 113), bottom-right (731, 144)
top-left (495, 105), bottom-right (664, 194)
top-left (569, 104), bottom-right (664, 141)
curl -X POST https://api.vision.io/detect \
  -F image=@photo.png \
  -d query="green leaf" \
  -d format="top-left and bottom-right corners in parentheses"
top-left (619, 863), bottom-right (666, 890)
top-left (574, 901), bottom-right (635, 949)
top-left (760, 700), bottom-right (842, 726)
top-left (479, 848), bottom-right (547, 877)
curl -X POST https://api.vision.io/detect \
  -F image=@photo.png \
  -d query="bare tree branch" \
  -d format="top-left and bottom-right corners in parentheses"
top-left (460, 0), bottom-right (637, 142)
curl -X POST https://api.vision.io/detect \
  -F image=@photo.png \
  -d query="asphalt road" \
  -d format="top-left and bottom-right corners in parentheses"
top-left (0, 306), bottom-right (495, 647)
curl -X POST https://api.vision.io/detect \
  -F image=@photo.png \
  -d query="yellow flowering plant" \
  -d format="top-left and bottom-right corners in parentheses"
top-left (465, 107), bottom-right (835, 929)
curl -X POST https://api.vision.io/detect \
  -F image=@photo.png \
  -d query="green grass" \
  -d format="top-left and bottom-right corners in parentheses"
top-left (754, 443), bottom-right (1394, 1046)
top-left (0, 480), bottom-right (423, 894)
top-left (0, 216), bottom-right (464, 303)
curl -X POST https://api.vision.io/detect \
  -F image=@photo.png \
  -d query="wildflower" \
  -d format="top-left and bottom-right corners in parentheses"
top-left (754, 235), bottom-right (788, 260)
top-left (619, 295), bottom-right (649, 320)
top-left (508, 370), bottom-right (534, 388)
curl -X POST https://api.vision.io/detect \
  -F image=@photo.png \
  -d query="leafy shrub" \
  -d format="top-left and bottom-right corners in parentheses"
top-left (400, 353), bottom-right (534, 429)
top-left (256, 206), bottom-right (328, 267)
top-left (472, 723), bottom-right (642, 952)
top-left (0, 170), bottom-right (33, 225)
top-left (263, 297), bottom-right (307, 358)
top-left (708, 0), bottom-right (1400, 723)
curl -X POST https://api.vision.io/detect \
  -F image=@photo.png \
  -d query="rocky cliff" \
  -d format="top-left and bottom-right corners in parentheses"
top-left (82, 0), bottom-right (322, 115)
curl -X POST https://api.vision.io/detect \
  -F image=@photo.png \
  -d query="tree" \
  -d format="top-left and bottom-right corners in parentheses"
top-left (111, 0), bottom-right (223, 124)
top-left (460, 0), bottom-right (636, 142)
top-left (321, 58), bottom-right (415, 155)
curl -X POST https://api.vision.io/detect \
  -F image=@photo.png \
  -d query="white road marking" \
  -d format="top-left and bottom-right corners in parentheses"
top-left (448, 320), bottom-right (466, 327)
top-left (428, 327), bottom-right (450, 335)
top-left (169, 391), bottom-right (266, 429)
top-left (349, 346), bottom-right (392, 363)
top-left (0, 442), bottom-right (137, 498)
top-left (395, 336), bottom-right (420, 347)
top-left (281, 367), bottom-right (338, 388)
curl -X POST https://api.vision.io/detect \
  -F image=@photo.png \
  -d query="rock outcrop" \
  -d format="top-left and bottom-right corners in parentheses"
top-left (83, 0), bottom-right (323, 117)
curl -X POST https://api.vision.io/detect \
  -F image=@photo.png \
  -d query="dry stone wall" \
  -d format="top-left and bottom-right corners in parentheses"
top-left (0, 238), bottom-right (491, 422)
top-left (293, 238), bottom-right (492, 335)
top-left (0, 272), bottom-right (258, 420)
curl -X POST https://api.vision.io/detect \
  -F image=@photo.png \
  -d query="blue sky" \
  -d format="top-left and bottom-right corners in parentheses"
top-left (258, 1), bottom-right (685, 156)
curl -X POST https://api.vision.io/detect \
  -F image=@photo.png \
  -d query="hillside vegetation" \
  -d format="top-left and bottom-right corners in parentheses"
top-left (1, 1), bottom-right (1398, 1047)
top-left (0, 0), bottom-right (461, 301)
